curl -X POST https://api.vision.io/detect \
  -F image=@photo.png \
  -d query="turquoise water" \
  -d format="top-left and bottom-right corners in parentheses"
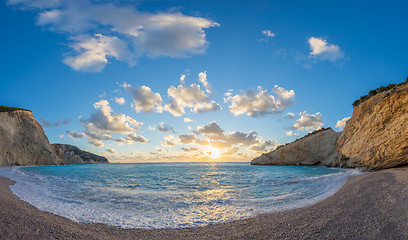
top-left (0, 163), bottom-right (361, 229)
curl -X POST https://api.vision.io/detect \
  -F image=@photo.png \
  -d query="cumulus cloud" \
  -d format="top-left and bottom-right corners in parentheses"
top-left (181, 147), bottom-right (199, 152)
top-left (285, 112), bottom-right (295, 119)
top-left (106, 148), bottom-right (116, 153)
top-left (156, 122), bottom-right (176, 133)
top-left (196, 121), bottom-right (225, 137)
top-left (164, 83), bottom-right (221, 117)
top-left (115, 97), bottom-right (125, 105)
top-left (39, 117), bottom-right (71, 129)
top-left (8, 0), bottom-right (219, 72)
top-left (285, 131), bottom-right (300, 137)
top-left (66, 130), bottom-right (84, 140)
top-left (180, 74), bottom-right (186, 84)
top-left (123, 83), bottom-right (163, 113)
top-left (308, 37), bottom-right (345, 62)
top-left (225, 85), bottom-right (295, 117)
top-left (113, 133), bottom-right (149, 145)
top-left (63, 34), bottom-right (134, 72)
top-left (162, 135), bottom-right (177, 147)
top-left (80, 100), bottom-right (145, 147)
top-left (198, 71), bottom-right (212, 94)
top-left (248, 139), bottom-right (278, 152)
top-left (184, 118), bottom-right (193, 123)
top-left (335, 117), bottom-right (351, 130)
top-left (178, 134), bottom-right (197, 144)
top-left (293, 112), bottom-right (324, 132)
top-left (186, 121), bottom-right (277, 153)
top-left (262, 30), bottom-right (275, 38)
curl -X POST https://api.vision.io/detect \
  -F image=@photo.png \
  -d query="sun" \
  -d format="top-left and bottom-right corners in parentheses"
top-left (208, 146), bottom-right (221, 159)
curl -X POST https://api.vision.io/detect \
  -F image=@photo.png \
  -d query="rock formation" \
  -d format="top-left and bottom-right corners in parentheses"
top-left (0, 109), bottom-right (60, 166)
top-left (336, 83), bottom-right (408, 170)
top-left (252, 81), bottom-right (408, 171)
top-left (251, 128), bottom-right (343, 166)
top-left (0, 106), bottom-right (108, 166)
top-left (52, 144), bottom-right (108, 164)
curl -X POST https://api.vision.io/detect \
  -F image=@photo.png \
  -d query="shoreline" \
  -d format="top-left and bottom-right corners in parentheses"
top-left (1, 168), bottom-right (408, 239)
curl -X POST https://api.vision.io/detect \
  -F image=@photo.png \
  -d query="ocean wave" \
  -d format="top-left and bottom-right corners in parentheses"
top-left (0, 164), bottom-right (363, 229)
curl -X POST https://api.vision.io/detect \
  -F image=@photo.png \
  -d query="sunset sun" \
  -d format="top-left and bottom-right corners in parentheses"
top-left (208, 146), bottom-right (221, 159)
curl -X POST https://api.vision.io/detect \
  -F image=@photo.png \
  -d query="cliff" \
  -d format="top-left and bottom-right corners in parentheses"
top-left (52, 144), bottom-right (108, 164)
top-left (251, 81), bottom-right (408, 171)
top-left (251, 128), bottom-right (343, 166)
top-left (337, 83), bottom-right (408, 170)
top-left (0, 110), bottom-right (60, 166)
top-left (0, 107), bottom-right (108, 166)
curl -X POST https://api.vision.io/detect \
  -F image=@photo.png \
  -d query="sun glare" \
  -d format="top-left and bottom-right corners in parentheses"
top-left (209, 146), bottom-right (221, 159)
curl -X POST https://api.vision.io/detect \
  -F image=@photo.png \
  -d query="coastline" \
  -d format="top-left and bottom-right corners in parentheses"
top-left (1, 168), bottom-right (408, 239)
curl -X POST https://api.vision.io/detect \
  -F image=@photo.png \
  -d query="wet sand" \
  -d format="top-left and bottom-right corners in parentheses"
top-left (1, 167), bottom-right (408, 240)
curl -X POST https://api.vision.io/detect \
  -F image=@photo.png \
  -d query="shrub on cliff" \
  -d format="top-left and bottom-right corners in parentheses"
top-left (0, 105), bottom-right (30, 112)
top-left (352, 79), bottom-right (407, 107)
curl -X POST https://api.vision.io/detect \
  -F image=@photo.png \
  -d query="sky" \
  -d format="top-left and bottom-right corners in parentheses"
top-left (1, 0), bottom-right (407, 163)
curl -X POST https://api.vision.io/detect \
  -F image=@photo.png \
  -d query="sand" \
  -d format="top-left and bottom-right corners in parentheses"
top-left (1, 167), bottom-right (408, 240)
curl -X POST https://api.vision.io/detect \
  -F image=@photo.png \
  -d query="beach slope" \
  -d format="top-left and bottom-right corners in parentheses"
top-left (1, 168), bottom-right (408, 240)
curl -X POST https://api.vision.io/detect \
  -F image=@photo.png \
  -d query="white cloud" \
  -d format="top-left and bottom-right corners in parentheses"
top-left (286, 131), bottom-right (294, 136)
top-left (262, 30), bottom-right (276, 38)
top-left (193, 121), bottom-right (277, 153)
top-left (156, 122), bottom-right (176, 133)
top-left (123, 83), bottom-right (163, 114)
top-left (196, 121), bottom-right (224, 135)
top-left (248, 139), bottom-right (277, 152)
top-left (63, 34), bottom-right (134, 72)
top-left (184, 117), bottom-right (193, 123)
top-left (8, 0), bottom-right (219, 72)
top-left (308, 37), bottom-right (345, 62)
top-left (7, 0), bottom-right (62, 9)
top-left (164, 83), bottom-right (221, 117)
top-left (80, 100), bottom-right (143, 147)
top-left (335, 117), bottom-right (351, 129)
top-left (293, 111), bottom-right (324, 132)
top-left (285, 112), bottom-right (295, 119)
top-left (115, 97), bottom-right (125, 105)
top-left (39, 117), bottom-right (71, 128)
top-left (106, 148), bottom-right (116, 153)
top-left (198, 71), bottom-right (212, 94)
top-left (58, 134), bottom-right (64, 138)
top-left (113, 133), bottom-right (149, 145)
top-left (181, 147), bottom-right (199, 152)
top-left (66, 130), bottom-right (84, 140)
top-left (162, 135), bottom-right (177, 147)
top-left (225, 85), bottom-right (295, 117)
top-left (180, 74), bottom-right (186, 84)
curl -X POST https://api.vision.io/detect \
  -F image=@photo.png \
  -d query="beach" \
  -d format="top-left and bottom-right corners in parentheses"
top-left (0, 167), bottom-right (407, 240)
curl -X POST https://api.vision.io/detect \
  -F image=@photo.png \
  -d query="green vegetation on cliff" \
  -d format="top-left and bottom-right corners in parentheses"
top-left (0, 105), bottom-right (30, 113)
top-left (352, 77), bottom-right (408, 107)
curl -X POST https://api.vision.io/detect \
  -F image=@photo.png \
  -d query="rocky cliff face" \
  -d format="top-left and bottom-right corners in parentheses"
top-left (0, 108), bottom-right (109, 166)
top-left (252, 82), bottom-right (408, 171)
top-left (337, 83), bottom-right (408, 170)
top-left (0, 110), bottom-right (60, 166)
top-left (52, 144), bottom-right (108, 164)
top-left (251, 128), bottom-right (343, 166)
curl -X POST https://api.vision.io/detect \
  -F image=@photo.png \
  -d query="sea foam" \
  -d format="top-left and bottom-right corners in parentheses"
top-left (0, 163), bottom-right (362, 229)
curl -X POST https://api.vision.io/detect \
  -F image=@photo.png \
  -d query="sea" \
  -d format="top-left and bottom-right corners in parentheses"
top-left (0, 162), bottom-right (362, 229)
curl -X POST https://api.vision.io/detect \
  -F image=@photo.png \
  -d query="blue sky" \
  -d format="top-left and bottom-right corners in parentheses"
top-left (1, 0), bottom-right (407, 162)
